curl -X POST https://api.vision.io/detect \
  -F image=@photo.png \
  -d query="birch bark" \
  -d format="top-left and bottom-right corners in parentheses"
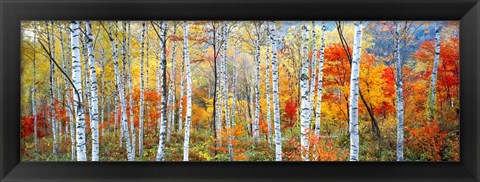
top-left (155, 21), bottom-right (168, 161)
top-left (428, 24), bottom-right (441, 120)
top-left (395, 22), bottom-right (405, 161)
top-left (85, 21), bottom-right (100, 161)
top-left (252, 26), bottom-right (261, 142)
top-left (71, 21), bottom-right (87, 161)
top-left (270, 22), bottom-right (282, 161)
top-left (48, 21), bottom-right (59, 156)
top-left (183, 21), bottom-right (192, 161)
top-left (315, 22), bottom-right (326, 136)
top-left (139, 21), bottom-right (146, 155)
top-left (348, 21), bottom-right (363, 161)
top-left (299, 25), bottom-right (311, 161)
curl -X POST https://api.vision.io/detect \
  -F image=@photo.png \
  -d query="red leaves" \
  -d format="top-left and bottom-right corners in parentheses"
top-left (406, 119), bottom-right (447, 161)
top-left (282, 99), bottom-right (298, 129)
top-left (20, 114), bottom-right (46, 138)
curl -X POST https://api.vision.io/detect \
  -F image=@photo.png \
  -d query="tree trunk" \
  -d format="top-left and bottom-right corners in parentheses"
top-left (221, 23), bottom-right (233, 160)
top-left (348, 21), bottom-right (363, 161)
top-left (85, 21), bottom-right (100, 161)
top-left (270, 22), bottom-right (282, 161)
top-left (155, 21), bottom-right (168, 161)
top-left (139, 21), bottom-right (146, 155)
top-left (183, 21), bottom-right (192, 161)
top-left (126, 22), bottom-right (136, 158)
top-left (315, 22), bottom-right (326, 136)
top-left (395, 22), bottom-right (405, 161)
top-left (428, 24), bottom-right (441, 120)
top-left (230, 48), bottom-right (238, 161)
top-left (253, 27), bottom-right (261, 143)
top-left (299, 25), bottom-right (311, 161)
top-left (217, 26), bottom-right (224, 146)
top-left (71, 21), bottom-right (87, 161)
top-left (48, 21), bottom-right (59, 157)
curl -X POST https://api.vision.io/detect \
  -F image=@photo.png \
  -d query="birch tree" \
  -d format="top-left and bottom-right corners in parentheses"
top-left (299, 25), bottom-right (311, 161)
top-left (71, 21), bottom-right (87, 161)
top-left (222, 22), bottom-right (233, 160)
top-left (270, 21), bottom-right (282, 161)
top-left (139, 21), bottom-right (146, 155)
top-left (85, 21), bottom-right (100, 161)
top-left (252, 23), bottom-right (261, 142)
top-left (394, 22), bottom-right (405, 161)
top-left (428, 24), bottom-right (441, 120)
top-left (348, 21), bottom-right (363, 161)
top-left (154, 21), bottom-right (168, 161)
top-left (183, 21), bottom-right (192, 161)
top-left (126, 22), bottom-right (136, 158)
top-left (48, 21), bottom-right (59, 157)
top-left (32, 24), bottom-right (38, 151)
top-left (315, 22), bottom-right (326, 136)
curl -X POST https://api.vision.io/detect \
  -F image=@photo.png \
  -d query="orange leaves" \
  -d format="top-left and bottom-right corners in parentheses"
top-left (406, 119), bottom-right (447, 161)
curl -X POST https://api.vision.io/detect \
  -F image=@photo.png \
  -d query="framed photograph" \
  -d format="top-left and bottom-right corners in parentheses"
top-left (1, 0), bottom-right (479, 181)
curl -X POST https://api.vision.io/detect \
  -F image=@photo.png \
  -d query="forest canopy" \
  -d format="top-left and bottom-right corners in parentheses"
top-left (20, 21), bottom-right (460, 161)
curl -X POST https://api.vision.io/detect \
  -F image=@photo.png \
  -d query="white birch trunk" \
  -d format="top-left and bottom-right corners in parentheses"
top-left (428, 24), bottom-right (441, 119)
top-left (139, 21), bottom-right (146, 155)
top-left (85, 21), bottom-right (100, 161)
top-left (299, 25), bottom-right (311, 161)
top-left (217, 27), bottom-right (224, 146)
top-left (252, 32), bottom-right (260, 143)
top-left (48, 21), bottom-right (59, 156)
top-left (183, 21), bottom-right (192, 161)
top-left (348, 21), bottom-right (363, 161)
top-left (395, 22), bottom-right (405, 161)
top-left (126, 22), bottom-right (136, 158)
top-left (270, 22), bottom-right (282, 161)
top-left (230, 48), bottom-right (238, 161)
top-left (155, 21), bottom-right (168, 161)
top-left (222, 23), bottom-right (233, 160)
top-left (71, 21), bottom-right (87, 161)
top-left (315, 22), bottom-right (326, 136)
top-left (145, 24), bottom-right (151, 139)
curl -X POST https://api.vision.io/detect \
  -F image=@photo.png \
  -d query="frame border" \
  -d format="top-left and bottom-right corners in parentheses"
top-left (1, 0), bottom-right (479, 181)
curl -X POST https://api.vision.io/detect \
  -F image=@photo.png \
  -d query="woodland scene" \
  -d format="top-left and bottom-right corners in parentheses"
top-left (20, 21), bottom-right (459, 161)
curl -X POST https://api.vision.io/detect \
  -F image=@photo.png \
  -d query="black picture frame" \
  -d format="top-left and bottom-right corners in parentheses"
top-left (1, 0), bottom-right (479, 181)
